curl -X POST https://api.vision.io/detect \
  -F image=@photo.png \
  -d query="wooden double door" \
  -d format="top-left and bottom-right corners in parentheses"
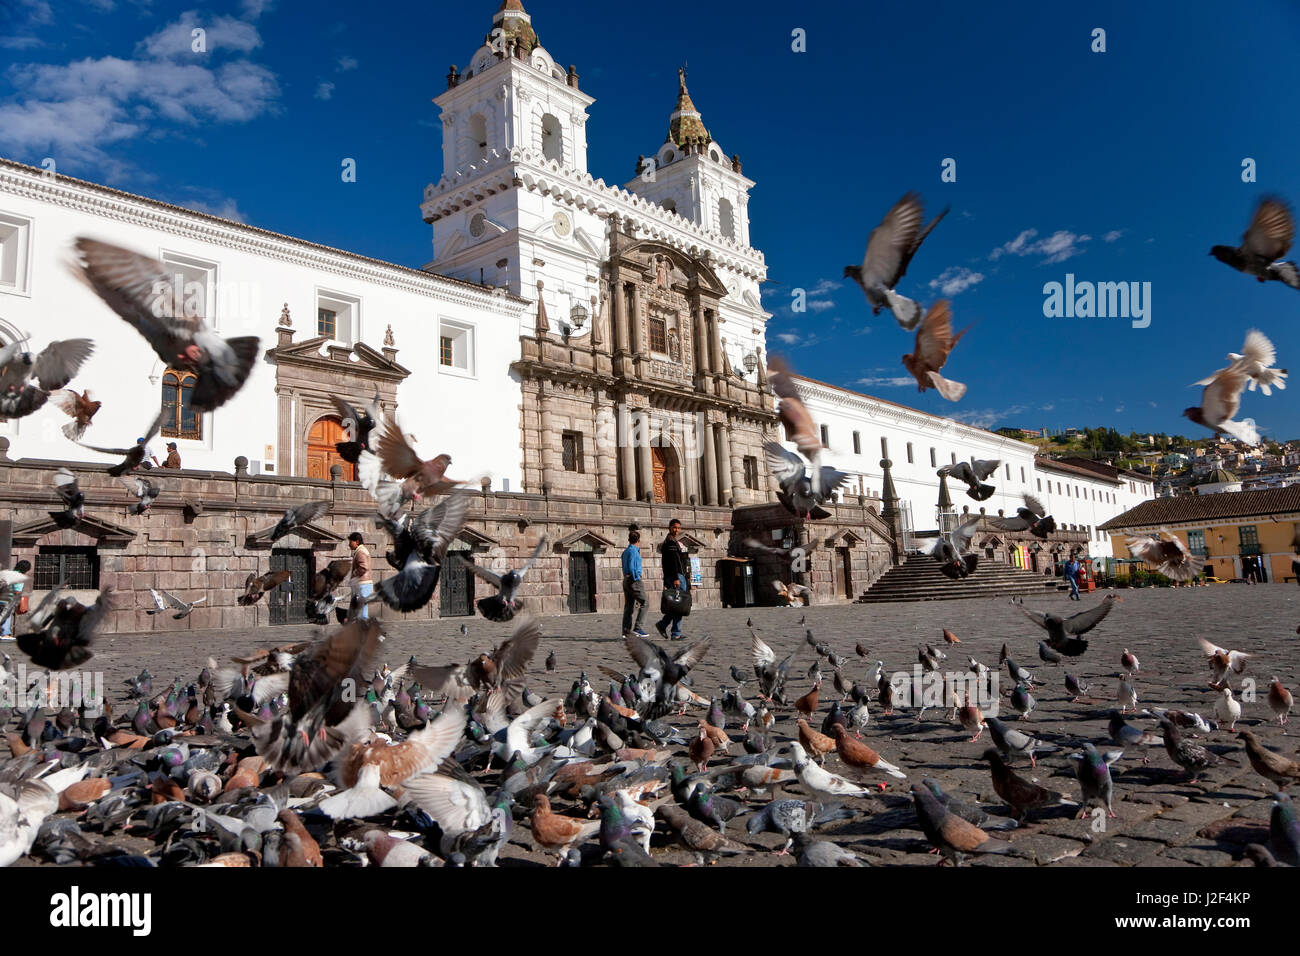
top-left (306, 416), bottom-right (356, 481)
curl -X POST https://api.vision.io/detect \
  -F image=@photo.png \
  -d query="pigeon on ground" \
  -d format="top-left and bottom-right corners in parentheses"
top-left (1064, 672), bottom-right (1089, 702)
top-left (1158, 718), bottom-right (1220, 782)
top-left (1121, 648), bottom-right (1140, 674)
top-left (984, 717), bottom-right (1056, 768)
top-left (937, 459), bottom-right (999, 501)
top-left (1108, 711), bottom-right (1162, 761)
top-left (1215, 687), bottom-right (1242, 731)
top-left (468, 536), bottom-right (547, 622)
top-left (789, 742), bottom-right (874, 803)
top-left (982, 748), bottom-right (1075, 821)
top-left (1237, 730), bottom-right (1300, 791)
top-left (793, 831), bottom-right (863, 867)
top-left (751, 629), bottom-right (793, 705)
top-left (844, 191), bottom-right (949, 330)
top-left (1269, 678), bottom-right (1293, 726)
top-left (1038, 642), bottom-right (1063, 665)
top-left (1117, 678), bottom-right (1139, 714)
top-left (921, 778), bottom-right (1018, 832)
top-left (988, 494), bottom-right (1056, 539)
top-left (901, 299), bottom-right (969, 401)
top-left (1209, 196), bottom-right (1300, 289)
top-left (1270, 793), bottom-right (1300, 866)
top-left (1070, 742), bottom-right (1120, 818)
top-left (910, 782), bottom-right (1011, 866)
top-left (72, 237), bottom-right (259, 411)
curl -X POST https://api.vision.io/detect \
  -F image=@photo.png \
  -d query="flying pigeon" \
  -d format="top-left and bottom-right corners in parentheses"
top-left (0, 336), bottom-right (95, 420)
top-left (331, 391), bottom-right (382, 464)
top-left (252, 501), bottom-right (330, 544)
top-left (844, 191), bottom-right (949, 330)
top-left (467, 536), bottom-right (547, 622)
top-left (1196, 637), bottom-right (1250, 690)
top-left (72, 238), bottom-right (259, 411)
top-left (751, 628), bottom-right (793, 704)
top-left (764, 358), bottom-right (849, 518)
top-left (48, 388), bottom-right (102, 440)
top-left (239, 570), bottom-right (292, 607)
top-left (52, 468), bottom-right (84, 529)
top-left (938, 459), bottom-right (999, 501)
top-left (16, 586), bottom-right (113, 670)
top-left (75, 408), bottom-right (167, 477)
top-left (1015, 593), bottom-right (1119, 656)
top-left (901, 299), bottom-right (969, 401)
top-left (988, 494), bottom-right (1056, 539)
top-left (1193, 329), bottom-right (1287, 396)
top-left (147, 588), bottom-right (206, 620)
top-left (373, 493), bottom-right (470, 613)
top-left (919, 515), bottom-right (982, 580)
top-left (1126, 529), bottom-right (1205, 581)
top-left (122, 475), bottom-right (160, 515)
top-left (1209, 196), bottom-right (1300, 289)
top-left (1184, 361), bottom-right (1260, 445)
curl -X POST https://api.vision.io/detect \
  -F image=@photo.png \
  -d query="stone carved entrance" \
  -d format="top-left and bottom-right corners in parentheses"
top-left (306, 416), bottom-right (355, 480)
top-left (651, 445), bottom-right (681, 504)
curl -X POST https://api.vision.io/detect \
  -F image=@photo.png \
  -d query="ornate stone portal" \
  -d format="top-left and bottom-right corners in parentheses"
top-left (512, 218), bottom-right (776, 507)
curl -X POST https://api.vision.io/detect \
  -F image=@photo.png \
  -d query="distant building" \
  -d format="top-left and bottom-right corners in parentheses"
top-left (1194, 467), bottom-right (1242, 496)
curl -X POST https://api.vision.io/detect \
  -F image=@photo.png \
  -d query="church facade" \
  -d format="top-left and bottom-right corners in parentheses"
top-left (0, 2), bottom-right (1151, 632)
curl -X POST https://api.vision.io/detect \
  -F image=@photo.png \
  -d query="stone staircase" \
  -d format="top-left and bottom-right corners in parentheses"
top-left (856, 554), bottom-right (1064, 604)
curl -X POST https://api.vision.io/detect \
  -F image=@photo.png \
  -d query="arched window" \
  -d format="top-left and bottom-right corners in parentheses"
top-left (541, 113), bottom-right (563, 163)
top-left (161, 368), bottom-right (201, 440)
top-left (468, 113), bottom-right (488, 160)
top-left (718, 198), bottom-right (735, 239)
top-left (661, 198), bottom-right (677, 214)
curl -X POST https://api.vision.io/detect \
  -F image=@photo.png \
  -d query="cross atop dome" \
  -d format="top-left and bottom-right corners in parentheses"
top-left (667, 67), bottom-right (710, 147)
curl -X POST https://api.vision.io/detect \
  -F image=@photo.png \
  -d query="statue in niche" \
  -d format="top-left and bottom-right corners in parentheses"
top-left (667, 329), bottom-right (681, 362)
top-left (656, 259), bottom-right (669, 288)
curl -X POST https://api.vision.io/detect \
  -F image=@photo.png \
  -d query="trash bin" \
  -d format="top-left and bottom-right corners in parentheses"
top-left (719, 559), bottom-right (754, 608)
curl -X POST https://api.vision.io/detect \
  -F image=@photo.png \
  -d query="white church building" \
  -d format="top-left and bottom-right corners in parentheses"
top-left (0, 0), bottom-right (1151, 571)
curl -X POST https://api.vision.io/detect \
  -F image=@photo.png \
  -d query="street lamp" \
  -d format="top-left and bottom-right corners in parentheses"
top-left (743, 351), bottom-right (758, 374)
top-left (569, 301), bottom-right (589, 331)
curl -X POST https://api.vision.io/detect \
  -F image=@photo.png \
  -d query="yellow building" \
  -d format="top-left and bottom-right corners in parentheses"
top-left (1099, 486), bottom-right (1300, 583)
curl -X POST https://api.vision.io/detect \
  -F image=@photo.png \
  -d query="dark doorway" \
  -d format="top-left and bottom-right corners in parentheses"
top-left (440, 551), bottom-right (475, 617)
top-left (836, 546), bottom-right (853, 598)
top-left (568, 551), bottom-right (597, 613)
top-left (269, 549), bottom-right (313, 625)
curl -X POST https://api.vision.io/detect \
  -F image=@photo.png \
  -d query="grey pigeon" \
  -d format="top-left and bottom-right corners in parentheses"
top-left (1070, 742), bottom-right (1120, 818)
top-left (937, 459), bottom-right (999, 501)
top-left (844, 191), bottom-right (949, 330)
top-left (988, 494), bottom-right (1056, 539)
top-left (793, 831), bottom-right (862, 867)
top-left (985, 716), bottom-right (1057, 768)
top-left (1210, 196), bottom-right (1300, 289)
top-left (1270, 793), bottom-right (1300, 866)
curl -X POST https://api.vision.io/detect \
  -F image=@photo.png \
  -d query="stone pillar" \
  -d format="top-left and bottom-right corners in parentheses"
top-left (629, 284), bottom-right (644, 360)
top-left (611, 275), bottom-right (626, 355)
top-left (636, 408), bottom-right (654, 502)
top-left (618, 402), bottom-right (635, 500)
top-left (708, 310), bottom-right (724, 393)
top-left (879, 458), bottom-right (904, 566)
top-left (693, 301), bottom-right (709, 380)
top-left (714, 422), bottom-right (732, 506)
top-left (595, 390), bottom-right (617, 499)
top-left (726, 419), bottom-right (744, 504)
top-left (537, 380), bottom-right (555, 493)
top-left (701, 418), bottom-right (717, 506)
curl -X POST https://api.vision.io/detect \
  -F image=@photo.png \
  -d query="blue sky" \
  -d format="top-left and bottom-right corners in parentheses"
top-left (4, 0), bottom-right (1300, 440)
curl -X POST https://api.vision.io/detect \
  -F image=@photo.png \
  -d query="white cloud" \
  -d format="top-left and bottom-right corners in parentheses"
top-left (948, 404), bottom-right (1031, 430)
top-left (990, 228), bottom-right (1091, 265)
top-left (336, 55), bottom-right (358, 72)
top-left (854, 376), bottom-right (914, 388)
top-left (806, 299), bottom-right (835, 312)
top-left (1103, 229), bottom-right (1124, 242)
top-left (808, 278), bottom-right (839, 296)
top-left (314, 81), bottom-right (335, 100)
top-left (241, 0), bottom-right (274, 18)
top-left (775, 332), bottom-right (801, 345)
top-left (0, 12), bottom-right (279, 168)
top-left (180, 196), bottom-right (247, 222)
top-left (928, 265), bottom-right (984, 297)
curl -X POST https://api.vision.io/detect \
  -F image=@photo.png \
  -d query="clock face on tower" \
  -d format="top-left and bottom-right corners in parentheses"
top-left (552, 211), bottom-right (572, 238)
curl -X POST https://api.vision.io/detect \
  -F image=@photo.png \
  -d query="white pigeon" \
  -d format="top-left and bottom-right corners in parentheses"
top-left (611, 789), bottom-right (655, 854)
top-left (788, 742), bottom-right (873, 801)
top-left (1117, 678), bottom-right (1138, 714)
top-left (1214, 687), bottom-right (1242, 732)
top-left (1194, 329), bottom-right (1287, 396)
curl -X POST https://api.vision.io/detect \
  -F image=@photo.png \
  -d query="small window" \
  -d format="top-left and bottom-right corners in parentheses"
top-left (0, 211), bottom-right (33, 294)
top-left (661, 198), bottom-right (677, 214)
top-left (541, 113), bottom-right (564, 163)
top-left (906, 442), bottom-right (913, 464)
top-left (649, 315), bottom-right (667, 354)
top-left (820, 424), bottom-right (829, 446)
top-left (1240, 525), bottom-right (1260, 554)
top-left (561, 431), bottom-right (584, 473)
top-left (718, 198), bottom-right (735, 239)
top-left (438, 320), bottom-right (476, 376)
top-left (35, 546), bottom-right (99, 590)
top-left (852, 431), bottom-right (861, 455)
top-left (160, 252), bottom-right (216, 325)
top-left (161, 368), bottom-right (201, 440)
top-left (316, 290), bottom-right (360, 344)
top-left (743, 455), bottom-right (759, 490)
top-left (1187, 529), bottom-right (1206, 555)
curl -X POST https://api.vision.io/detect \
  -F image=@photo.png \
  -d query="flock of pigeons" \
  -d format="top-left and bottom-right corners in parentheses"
top-left (1, 578), bottom-right (1297, 868)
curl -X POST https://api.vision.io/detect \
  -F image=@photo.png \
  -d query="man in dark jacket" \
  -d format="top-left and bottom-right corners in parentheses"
top-left (655, 518), bottom-right (689, 640)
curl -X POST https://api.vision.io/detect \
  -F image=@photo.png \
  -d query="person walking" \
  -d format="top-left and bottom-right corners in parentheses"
top-left (621, 530), bottom-right (648, 637)
top-left (348, 532), bottom-right (374, 620)
top-left (1065, 556), bottom-right (1081, 601)
top-left (0, 560), bottom-right (31, 641)
top-left (655, 518), bottom-right (689, 641)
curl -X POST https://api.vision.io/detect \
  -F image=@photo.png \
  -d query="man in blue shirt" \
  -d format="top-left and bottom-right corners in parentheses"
top-left (621, 530), bottom-right (648, 637)
top-left (1065, 556), bottom-right (1081, 601)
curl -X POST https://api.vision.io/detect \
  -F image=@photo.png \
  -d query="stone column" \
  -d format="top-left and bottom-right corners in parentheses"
top-left (692, 301), bottom-right (709, 380)
top-left (714, 422), bottom-right (732, 506)
top-left (537, 380), bottom-right (555, 493)
top-left (595, 390), bottom-right (617, 499)
top-left (611, 275), bottom-right (626, 355)
top-left (629, 284), bottom-right (644, 361)
top-left (701, 418), bottom-right (717, 506)
top-left (726, 418), bottom-right (744, 504)
top-left (684, 411), bottom-right (701, 503)
top-left (708, 310), bottom-right (724, 394)
top-left (617, 401), bottom-right (635, 500)
top-left (636, 408), bottom-right (654, 502)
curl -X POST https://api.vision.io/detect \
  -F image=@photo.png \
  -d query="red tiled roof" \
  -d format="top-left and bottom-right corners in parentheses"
top-left (1098, 486), bottom-right (1300, 531)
